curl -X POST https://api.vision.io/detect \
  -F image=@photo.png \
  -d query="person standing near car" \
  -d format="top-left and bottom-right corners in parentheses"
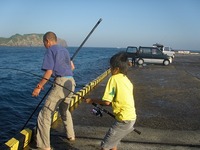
top-left (32, 31), bottom-right (76, 150)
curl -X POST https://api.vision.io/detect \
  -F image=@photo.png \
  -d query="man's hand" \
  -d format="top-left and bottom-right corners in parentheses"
top-left (32, 84), bottom-right (43, 97)
top-left (31, 70), bottom-right (51, 97)
top-left (32, 88), bottom-right (41, 97)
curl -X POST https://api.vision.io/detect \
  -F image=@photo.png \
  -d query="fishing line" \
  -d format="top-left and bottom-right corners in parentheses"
top-left (0, 67), bottom-right (90, 98)
top-left (0, 67), bottom-right (54, 130)
top-left (0, 18), bottom-right (141, 135)
top-left (0, 67), bottom-right (78, 93)
top-left (0, 18), bottom-right (103, 131)
top-left (20, 87), bottom-right (52, 130)
top-left (0, 67), bottom-right (141, 135)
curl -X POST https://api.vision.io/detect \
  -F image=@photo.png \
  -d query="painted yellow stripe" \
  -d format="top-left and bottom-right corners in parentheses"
top-left (5, 138), bottom-right (19, 150)
top-left (2, 68), bottom-right (111, 149)
top-left (2, 128), bottom-right (32, 150)
top-left (20, 128), bottom-right (32, 148)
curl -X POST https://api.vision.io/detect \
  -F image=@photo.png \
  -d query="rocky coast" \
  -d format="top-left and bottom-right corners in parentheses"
top-left (0, 33), bottom-right (67, 47)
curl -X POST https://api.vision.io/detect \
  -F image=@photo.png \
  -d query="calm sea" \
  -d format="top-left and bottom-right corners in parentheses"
top-left (0, 46), bottom-right (122, 145)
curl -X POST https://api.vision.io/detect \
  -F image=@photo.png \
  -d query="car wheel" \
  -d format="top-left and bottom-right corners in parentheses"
top-left (163, 60), bottom-right (170, 66)
top-left (138, 59), bottom-right (144, 65)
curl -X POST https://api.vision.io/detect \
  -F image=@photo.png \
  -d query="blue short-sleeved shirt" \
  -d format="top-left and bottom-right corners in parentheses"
top-left (42, 44), bottom-right (73, 77)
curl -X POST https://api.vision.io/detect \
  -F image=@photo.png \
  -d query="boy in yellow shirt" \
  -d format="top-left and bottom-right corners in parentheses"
top-left (85, 52), bottom-right (137, 150)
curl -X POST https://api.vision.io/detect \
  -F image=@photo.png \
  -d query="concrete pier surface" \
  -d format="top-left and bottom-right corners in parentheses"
top-left (27, 53), bottom-right (200, 150)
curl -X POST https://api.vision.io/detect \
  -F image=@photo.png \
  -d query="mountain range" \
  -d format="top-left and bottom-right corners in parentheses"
top-left (0, 33), bottom-right (67, 47)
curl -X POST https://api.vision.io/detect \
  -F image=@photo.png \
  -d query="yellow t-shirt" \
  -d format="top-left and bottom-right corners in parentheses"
top-left (102, 73), bottom-right (137, 121)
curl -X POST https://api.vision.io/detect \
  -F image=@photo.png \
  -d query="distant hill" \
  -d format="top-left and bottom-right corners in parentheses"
top-left (0, 33), bottom-right (67, 47)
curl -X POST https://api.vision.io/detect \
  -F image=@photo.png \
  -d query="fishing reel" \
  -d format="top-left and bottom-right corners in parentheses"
top-left (91, 106), bottom-right (103, 117)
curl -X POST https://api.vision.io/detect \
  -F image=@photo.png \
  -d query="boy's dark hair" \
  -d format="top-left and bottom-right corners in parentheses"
top-left (110, 52), bottom-right (129, 75)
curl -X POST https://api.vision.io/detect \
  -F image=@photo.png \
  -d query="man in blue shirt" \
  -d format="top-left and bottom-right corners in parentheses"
top-left (32, 31), bottom-right (75, 150)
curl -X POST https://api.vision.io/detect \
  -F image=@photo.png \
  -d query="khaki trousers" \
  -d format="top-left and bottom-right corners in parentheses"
top-left (36, 77), bottom-right (75, 149)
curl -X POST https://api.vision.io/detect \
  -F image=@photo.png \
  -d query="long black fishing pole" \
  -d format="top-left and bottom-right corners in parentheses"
top-left (92, 103), bottom-right (141, 135)
top-left (0, 18), bottom-right (103, 131)
top-left (0, 19), bottom-right (141, 135)
top-left (20, 87), bottom-right (52, 130)
top-left (24, 18), bottom-right (102, 130)
top-left (0, 67), bottom-right (141, 135)
top-left (71, 18), bottom-right (102, 60)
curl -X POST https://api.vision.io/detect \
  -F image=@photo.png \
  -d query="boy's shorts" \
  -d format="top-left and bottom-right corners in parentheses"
top-left (101, 120), bottom-right (135, 149)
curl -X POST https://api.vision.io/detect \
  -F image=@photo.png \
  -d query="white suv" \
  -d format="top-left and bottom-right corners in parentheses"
top-left (153, 43), bottom-right (175, 59)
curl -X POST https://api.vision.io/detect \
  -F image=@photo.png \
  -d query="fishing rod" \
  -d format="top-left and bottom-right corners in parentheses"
top-left (0, 18), bottom-right (103, 131)
top-left (0, 18), bottom-right (102, 94)
top-left (0, 19), bottom-right (141, 135)
top-left (1, 67), bottom-right (76, 130)
top-left (0, 67), bottom-right (141, 135)
top-left (21, 87), bottom-right (52, 130)
top-left (92, 103), bottom-right (141, 135)
top-left (71, 18), bottom-right (102, 60)
top-left (25, 18), bottom-right (102, 130)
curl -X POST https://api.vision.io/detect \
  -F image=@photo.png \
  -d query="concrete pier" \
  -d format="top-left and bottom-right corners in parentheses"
top-left (26, 53), bottom-right (200, 150)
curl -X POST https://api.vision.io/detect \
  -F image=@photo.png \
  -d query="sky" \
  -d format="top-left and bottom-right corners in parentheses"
top-left (0, 0), bottom-right (200, 50)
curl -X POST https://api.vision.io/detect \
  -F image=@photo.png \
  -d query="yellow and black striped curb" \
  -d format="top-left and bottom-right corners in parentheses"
top-left (70, 68), bottom-right (110, 110)
top-left (0, 128), bottom-right (32, 150)
top-left (0, 68), bottom-right (110, 150)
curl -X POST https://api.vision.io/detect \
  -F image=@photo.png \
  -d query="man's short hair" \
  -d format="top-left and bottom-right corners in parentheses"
top-left (43, 31), bottom-right (57, 42)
